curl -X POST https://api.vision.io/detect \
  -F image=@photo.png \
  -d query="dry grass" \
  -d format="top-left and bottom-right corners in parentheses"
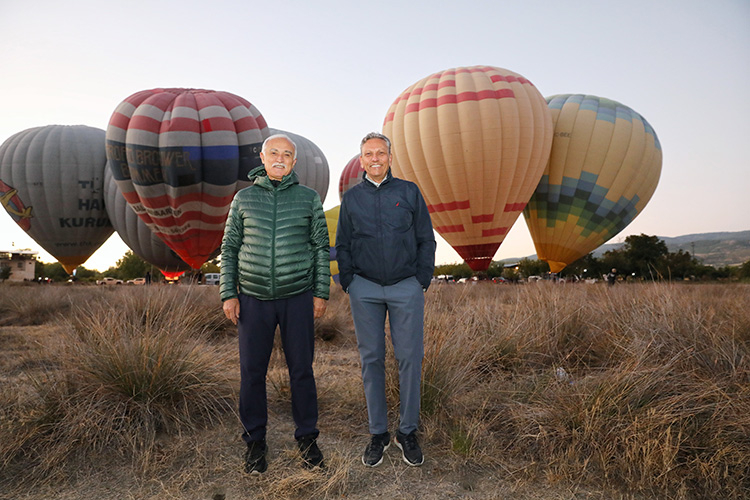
top-left (0, 282), bottom-right (748, 499)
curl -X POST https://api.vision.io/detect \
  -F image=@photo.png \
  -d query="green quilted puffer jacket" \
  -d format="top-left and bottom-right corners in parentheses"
top-left (219, 166), bottom-right (330, 301)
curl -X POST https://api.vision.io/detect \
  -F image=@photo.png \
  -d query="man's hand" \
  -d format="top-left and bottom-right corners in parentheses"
top-left (223, 298), bottom-right (240, 325)
top-left (313, 297), bottom-right (327, 319)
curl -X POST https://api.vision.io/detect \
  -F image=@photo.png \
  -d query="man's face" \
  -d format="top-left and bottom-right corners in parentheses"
top-left (261, 137), bottom-right (296, 181)
top-left (360, 138), bottom-right (391, 183)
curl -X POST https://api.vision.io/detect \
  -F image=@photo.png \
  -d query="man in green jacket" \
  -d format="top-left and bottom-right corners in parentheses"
top-left (220, 134), bottom-right (330, 474)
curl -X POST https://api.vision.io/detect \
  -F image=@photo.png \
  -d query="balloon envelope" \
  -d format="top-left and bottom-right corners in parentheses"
top-left (383, 66), bottom-right (553, 271)
top-left (0, 125), bottom-right (113, 274)
top-left (338, 154), bottom-right (362, 202)
top-left (268, 129), bottom-right (329, 203)
top-left (103, 166), bottom-right (192, 274)
top-left (523, 95), bottom-right (662, 273)
top-left (106, 88), bottom-right (269, 269)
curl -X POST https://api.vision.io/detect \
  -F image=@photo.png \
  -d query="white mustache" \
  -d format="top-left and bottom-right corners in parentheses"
top-left (272, 162), bottom-right (287, 168)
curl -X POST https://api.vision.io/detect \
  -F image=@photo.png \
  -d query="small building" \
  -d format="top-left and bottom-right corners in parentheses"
top-left (0, 249), bottom-right (38, 282)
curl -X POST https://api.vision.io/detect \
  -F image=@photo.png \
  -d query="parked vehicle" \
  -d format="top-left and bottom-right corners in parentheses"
top-left (126, 277), bottom-right (146, 285)
top-left (203, 273), bottom-right (220, 285)
top-left (96, 277), bottom-right (123, 285)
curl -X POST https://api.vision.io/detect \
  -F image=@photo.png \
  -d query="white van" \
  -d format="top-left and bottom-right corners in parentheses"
top-left (203, 273), bottom-right (220, 285)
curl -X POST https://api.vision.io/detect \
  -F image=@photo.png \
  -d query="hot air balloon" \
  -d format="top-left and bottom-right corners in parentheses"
top-left (338, 155), bottom-right (362, 202)
top-left (324, 205), bottom-right (340, 284)
top-left (106, 88), bottom-right (269, 269)
top-left (523, 94), bottom-right (662, 273)
top-left (268, 128), bottom-right (329, 202)
top-left (0, 125), bottom-right (113, 274)
top-left (383, 66), bottom-right (553, 271)
top-left (103, 166), bottom-right (192, 276)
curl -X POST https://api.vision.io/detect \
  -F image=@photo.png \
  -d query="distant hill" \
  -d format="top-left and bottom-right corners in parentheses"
top-left (513, 231), bottom-right (750, 268)
top-left (591, 230), bottom-right (750, 267)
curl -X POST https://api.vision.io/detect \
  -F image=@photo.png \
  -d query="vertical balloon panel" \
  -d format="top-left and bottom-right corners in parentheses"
top-left (106, 88), bottom-right (269, 269)
top-left (0, 125), bottom-right (112, 273)
top-left (384, 66), bottom-right (553, 271)
top-left (523, 95), bottom-right (662, 272)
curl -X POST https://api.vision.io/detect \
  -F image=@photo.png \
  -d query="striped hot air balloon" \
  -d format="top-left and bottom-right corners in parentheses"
top-left (383, 66), bottom-right (553, 271)
top-left (0, 125), bottom-right (113, 274)
top-left (268, 128), bottom-right (329, 202)
top-left (103, 166), bottom-right (192, 275)
top-left (338, 154), bottom-right (362, 202)
top-left (523, 94), bottom-right (662, 273)
top-left (106, 88), bottom-right (269, 269)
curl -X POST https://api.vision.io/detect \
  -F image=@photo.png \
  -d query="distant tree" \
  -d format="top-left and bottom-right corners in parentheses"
top-left (517, 258), bottom-right (549, 278)
top-left (486, 261), bottom-right (506, 278)
top-left (663, 249), bottom-right (699, 280)
top-left (434, 262), bottom-right (472, 279)
top-left (600, 248), bottom-right (631, 279)
top-left (100, 266), bottom-right (122, 280)
top-left (0, 265), bottom-right (10, 281)
top-left (72, 266), bottom-right (97, 282)
top-left (501, 266), bottom-right (520, 282)
top-left (561, 253), bottom-right (604, 279)
top-left (740, 260), bottom-right (750, 280)
top-left (34, 260), bottom-right (45, 279)
top-left (622, 234), bottom-right (668, 279)
top-left (116, 251), bottom-right (149, 280)
top-left (201, 260), bottom-right (220, 273)
top-left (36, 262), bottom-right (70, 282)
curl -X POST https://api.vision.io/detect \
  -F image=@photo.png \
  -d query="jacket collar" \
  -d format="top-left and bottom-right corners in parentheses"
top-left (249, 165), bottom-right (299, 191)
top-left (361, 169), bottom-right (393, 188)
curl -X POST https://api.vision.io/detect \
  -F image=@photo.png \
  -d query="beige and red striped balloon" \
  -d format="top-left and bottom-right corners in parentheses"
top-left (338, 154), bottom-right (362, 202)
top-left (383, 66), bottom-right (553, 271)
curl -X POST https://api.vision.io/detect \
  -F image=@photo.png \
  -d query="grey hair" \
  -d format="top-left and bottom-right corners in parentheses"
top-left (360, 132), bottom-right (391, 155)
top-left (262, 133), bottom-right (298, 159)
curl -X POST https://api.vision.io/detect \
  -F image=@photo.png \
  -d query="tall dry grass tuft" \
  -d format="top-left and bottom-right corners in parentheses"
top-left (314, 286), bottom-right (353, 342)
top-left (0, 285), bottom-right (237, 482)
top-left (0, 284), bottom-right (100, 326)
top-left (259, 449), bottom-right (352, 499)
top-left (416, 283), bottom-right (750, 498)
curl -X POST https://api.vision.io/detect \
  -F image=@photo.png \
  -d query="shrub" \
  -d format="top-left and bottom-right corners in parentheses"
top-left (1, 286), bottom-right (237, 480)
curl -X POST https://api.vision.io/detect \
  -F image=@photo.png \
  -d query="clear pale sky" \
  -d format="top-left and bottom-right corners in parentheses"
top-left (1, 0), bottom-right (748, 271)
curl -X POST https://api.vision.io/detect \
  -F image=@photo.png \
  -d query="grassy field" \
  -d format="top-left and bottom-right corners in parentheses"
top-left (0, 281), bottom-right (748, 499)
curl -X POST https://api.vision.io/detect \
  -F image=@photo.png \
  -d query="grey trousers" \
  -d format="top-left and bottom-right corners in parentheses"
top-left (348, 274), bottom-right (424, 435)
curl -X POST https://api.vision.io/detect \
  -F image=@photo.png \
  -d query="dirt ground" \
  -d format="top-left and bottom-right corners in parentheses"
top-left (0, 324), bottom-right (643, 500)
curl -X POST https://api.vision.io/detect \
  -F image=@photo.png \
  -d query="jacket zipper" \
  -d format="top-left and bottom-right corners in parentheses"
top-left (375, 183), bottom-right (386, 282)
top-left (271, 186), bottom-right (277, 297)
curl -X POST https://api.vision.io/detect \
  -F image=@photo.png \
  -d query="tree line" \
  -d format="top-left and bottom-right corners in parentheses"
top-left (9, 233), bottom-right (750, 284)
top-left (29, 251), bottom-right (220, 284)
top-left (435, 234), bottom-right (750, 283)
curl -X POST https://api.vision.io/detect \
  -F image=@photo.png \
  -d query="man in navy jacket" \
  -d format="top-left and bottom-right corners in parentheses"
top-left (336, 132), bottom-right (436, 468)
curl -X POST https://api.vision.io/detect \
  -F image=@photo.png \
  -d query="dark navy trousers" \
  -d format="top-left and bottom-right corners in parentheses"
top-left (237, 291), bottom-right (318, 443)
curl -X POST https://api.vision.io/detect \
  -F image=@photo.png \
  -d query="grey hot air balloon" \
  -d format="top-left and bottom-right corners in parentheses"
top-left (268, 129), bottom-right (330, 202)
top-left (103, 166), bottom-right (192, 276)
top-left (0, 125), bottom-right (113, 274)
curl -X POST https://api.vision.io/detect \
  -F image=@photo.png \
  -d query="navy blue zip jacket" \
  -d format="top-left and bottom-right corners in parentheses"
top-left (336, 171), bottom-right (436, 292)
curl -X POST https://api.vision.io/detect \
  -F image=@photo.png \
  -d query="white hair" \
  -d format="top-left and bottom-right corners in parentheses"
top-left (262, 133), bottom-right (298, 159)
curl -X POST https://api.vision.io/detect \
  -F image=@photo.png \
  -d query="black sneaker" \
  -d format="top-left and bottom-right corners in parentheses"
top-left (362, 432), bottom-right (390, 467)
top-left (394, 430), bottom-right (424, 466)
top-left (244, 440), bottom-right (268, 475)
top-left (297, 434), bottom-right (325, 469)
